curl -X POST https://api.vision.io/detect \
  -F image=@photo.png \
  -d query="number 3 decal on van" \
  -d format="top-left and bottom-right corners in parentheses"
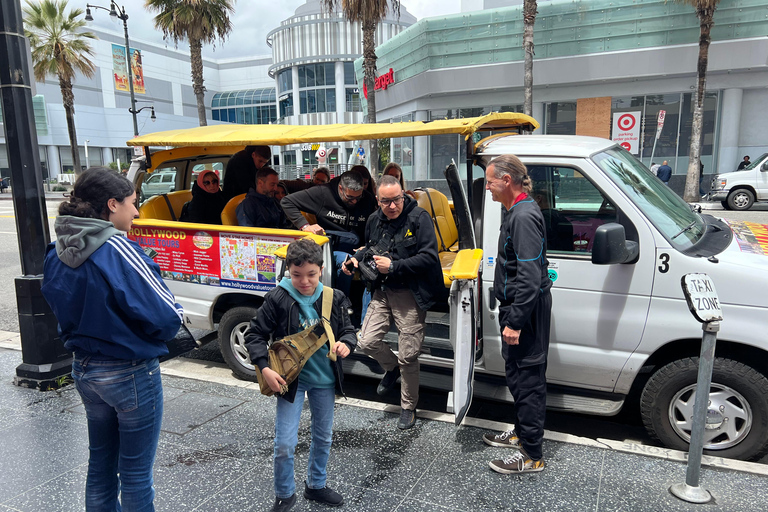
top-left (658, 253), bottom-right (670, 273)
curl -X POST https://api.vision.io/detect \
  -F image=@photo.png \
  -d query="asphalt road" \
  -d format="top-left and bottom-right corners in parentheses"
top-left (2, 196), bottom-right (767, 463)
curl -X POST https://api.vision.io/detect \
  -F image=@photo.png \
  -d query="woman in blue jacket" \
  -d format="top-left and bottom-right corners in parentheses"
top-left (42, 167), bottom-right (182, 512)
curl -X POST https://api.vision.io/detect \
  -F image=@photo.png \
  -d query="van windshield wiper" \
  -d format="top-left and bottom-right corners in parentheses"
top-left (671, 221), bottom-right (697, 240)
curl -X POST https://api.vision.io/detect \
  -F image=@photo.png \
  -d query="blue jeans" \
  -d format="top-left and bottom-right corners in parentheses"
top-left (274, 384), bottom-right (335, 499)
top-left (334, 250), bottom-right (353, 297)
top-left (72, 356), bottom-right (163, 512)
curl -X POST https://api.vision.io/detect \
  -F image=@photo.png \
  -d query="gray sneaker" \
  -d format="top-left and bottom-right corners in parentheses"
top-left (483, 428), bottom-right (520, 448)
top-left (489, 449), bottom-right (545, 475)
top-left (397, 408), bottom-right (416, 430)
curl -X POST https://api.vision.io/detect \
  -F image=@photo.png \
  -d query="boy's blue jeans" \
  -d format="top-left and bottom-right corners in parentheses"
top-left (72, 355), bottom-right (163, 512)
top-left (274, 384), bottom-right (336, 499)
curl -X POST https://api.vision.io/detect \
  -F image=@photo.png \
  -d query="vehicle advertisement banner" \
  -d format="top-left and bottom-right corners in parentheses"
top-left (611, 111), bottom-right (641, 154)
top-left (128, 226), bottom-right (296, 290)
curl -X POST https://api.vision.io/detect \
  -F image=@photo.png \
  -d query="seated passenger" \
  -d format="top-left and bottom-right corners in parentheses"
top-left (383, 162), bottom-right (416, 199)
top-left (179, 170), bottom-right (226, 225)
top-left (312, 167), bottom-right (330, 185)
top-left (532, 186), bottom-right (573, 252)
top-left (236, 167), bottom-right (289, 229)
top-left (275, 181), bottom-right (289, 202)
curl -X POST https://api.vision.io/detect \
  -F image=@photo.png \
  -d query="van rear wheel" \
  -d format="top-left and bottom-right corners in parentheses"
top-left (218, 307), bottom-right (260, 382)
top-left (640, 357), bottom-right (768, 461)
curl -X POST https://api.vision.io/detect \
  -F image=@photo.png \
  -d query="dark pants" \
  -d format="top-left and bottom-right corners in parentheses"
top-left (502, 291), bottom-right (552, 461)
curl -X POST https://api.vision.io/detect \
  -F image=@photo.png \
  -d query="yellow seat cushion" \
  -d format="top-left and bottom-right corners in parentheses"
top-left (139, 190), bottom-right (192, 221)
top-left (413, 188), bottom-right (460, 286)
top-left (221, 193), bottom-right (246, 225)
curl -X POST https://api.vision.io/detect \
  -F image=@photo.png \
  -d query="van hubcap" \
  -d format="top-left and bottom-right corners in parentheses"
top-left (669, 383), bottom-right (752, 450)
top-left (229, 321), bottom-right (255, 370)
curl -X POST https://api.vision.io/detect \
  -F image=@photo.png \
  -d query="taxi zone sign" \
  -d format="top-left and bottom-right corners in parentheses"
top-left (681, 273), bottom-right (723, 323)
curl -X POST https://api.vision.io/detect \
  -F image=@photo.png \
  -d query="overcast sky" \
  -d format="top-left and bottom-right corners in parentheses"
top-left (85, 0), bottom-right (462, 60)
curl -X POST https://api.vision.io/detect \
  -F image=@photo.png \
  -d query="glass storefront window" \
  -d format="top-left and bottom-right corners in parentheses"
top-left (545, 102), bottom-right (577, 135)
top-left (677, 91), bottom-right (719, 175)
top-left (642, 93), bottom-right (681, 162)
top-left (344, 62), bottom-right (356, 84)
top-left (280, 93), bottom-right (293, 117)
top-left (346, 88), bottom-right (361, 112)
top-left (278, 69), bottom-right (292, 93)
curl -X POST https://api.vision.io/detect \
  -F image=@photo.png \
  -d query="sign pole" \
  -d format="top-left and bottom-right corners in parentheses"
top-left (670, 274), bottom-right (723, 504)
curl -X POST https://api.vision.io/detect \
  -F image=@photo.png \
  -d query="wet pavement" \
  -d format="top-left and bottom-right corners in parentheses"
top-left (1, 335), bottom-right (767, 512)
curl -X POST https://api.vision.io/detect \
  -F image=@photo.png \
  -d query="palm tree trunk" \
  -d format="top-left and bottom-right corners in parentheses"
top-left (523, 0), bottom-right (537, 121)
top-left (59, 75), bottom-right (81, 175)
top-left (362, 20), bottom-right (378, 173)
top-left (683, 7), bottom-right (715, 203)
top-left (189, 37), bottom-right (207, 127)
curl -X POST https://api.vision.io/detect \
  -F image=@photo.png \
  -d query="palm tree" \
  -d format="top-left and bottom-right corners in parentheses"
top-left (23, 0), bottom-right (95, 175)
top-left (145, 0), bottom-right (235, 126)
top-left (522, 0), bottom-right (537, 120)
top-left (321, 0), bottom-right (400, 173)
top-left (677, 0), bottom-right (720, 202)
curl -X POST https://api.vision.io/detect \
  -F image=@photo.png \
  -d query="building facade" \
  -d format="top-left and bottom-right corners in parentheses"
top-left (364, 0), bottom-right (768, 191)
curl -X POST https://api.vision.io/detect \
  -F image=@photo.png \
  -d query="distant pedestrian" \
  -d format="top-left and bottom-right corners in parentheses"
top-left (699, 159), bottom-right (707, 197)
top-left (657, 161), bottom-right (672, 185)
top-left (737, 155), bottom-right (751, 170)
top-left (41, 167), bottom-right (182, 511)
top-left (650, 162), bottom-right (660, 176)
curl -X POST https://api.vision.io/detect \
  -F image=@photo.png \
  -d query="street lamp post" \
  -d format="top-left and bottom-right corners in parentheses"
top-left (84, 139), bottom-right (89, 168)
top-left (85, 2), bottom-right (138, 136)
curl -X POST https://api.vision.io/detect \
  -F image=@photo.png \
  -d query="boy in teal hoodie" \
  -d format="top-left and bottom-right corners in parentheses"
top-left (244, 238), bottom-right (357, 512)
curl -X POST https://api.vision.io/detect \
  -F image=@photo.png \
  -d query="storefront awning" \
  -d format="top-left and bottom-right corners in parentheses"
top-left (127, 112), bottom-right (539, 147)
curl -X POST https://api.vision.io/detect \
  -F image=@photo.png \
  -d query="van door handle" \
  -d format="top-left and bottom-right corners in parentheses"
top-left (488, 289), bottom-right (497, 310)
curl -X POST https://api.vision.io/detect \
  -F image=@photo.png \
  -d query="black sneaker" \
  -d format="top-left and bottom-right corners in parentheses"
top-left (270, 494), bottom-right (296, 512)
top-left (398, 408), bottom-right (416, 430)
top-left (303, 482), bottom-right (343, 507)
top-left (483, 428), bottom-right (520, 448)
top-left (376, 367), bottom-right (400, 395)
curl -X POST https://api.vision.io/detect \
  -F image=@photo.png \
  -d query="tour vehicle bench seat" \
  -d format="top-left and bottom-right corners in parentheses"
top-left (139, 190), bottom-right (192, 221)
top-left (413, 188), bottom-right (459, 287)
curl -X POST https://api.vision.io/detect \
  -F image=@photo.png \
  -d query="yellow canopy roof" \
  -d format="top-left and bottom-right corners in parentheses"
top-left (127, 112), bottom-right (538, 147)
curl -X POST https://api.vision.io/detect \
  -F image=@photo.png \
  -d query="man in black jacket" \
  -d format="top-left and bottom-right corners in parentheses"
top-left (236, 167), bottom-right (289, 229)
top-left (281, 170), bottom-right (376, 296)
top-left (343, 176), bottom-right (445, 430)
top-left (482, 154), bottom-right (552, 475)
top-left (222, 145), bottom-right (271, 201)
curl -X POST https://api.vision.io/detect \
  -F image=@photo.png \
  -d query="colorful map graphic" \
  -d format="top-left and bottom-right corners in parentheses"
top-left (220, 235), bottom-right (257, 280)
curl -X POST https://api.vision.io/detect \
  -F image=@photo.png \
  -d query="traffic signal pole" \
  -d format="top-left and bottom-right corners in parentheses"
top-left (0, 0), bottom-right (71, 389)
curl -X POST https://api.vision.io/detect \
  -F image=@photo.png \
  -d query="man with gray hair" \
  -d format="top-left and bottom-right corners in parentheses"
top-left (281, 170), bottom-right (377, 295)
top-left (482, 154), bottom-right (553, 474)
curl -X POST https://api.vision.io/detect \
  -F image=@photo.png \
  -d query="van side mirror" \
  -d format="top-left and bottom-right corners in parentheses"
top-left (591, 223), bottom-right (639, 265)
top-left (761, 162), bottom-right (768, 172)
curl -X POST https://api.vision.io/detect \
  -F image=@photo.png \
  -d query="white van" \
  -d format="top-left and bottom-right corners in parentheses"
top-left (710, 152), bottom-right (768, 210)
top-left (126, 116), bottom-right (768, 461)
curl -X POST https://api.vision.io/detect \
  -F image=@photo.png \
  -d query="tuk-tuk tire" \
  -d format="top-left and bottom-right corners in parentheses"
top-left (218, 306), bottom-right (260, 382)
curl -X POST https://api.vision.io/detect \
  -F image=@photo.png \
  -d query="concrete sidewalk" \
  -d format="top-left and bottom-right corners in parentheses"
top-left (0, 334), bottom-right (766, 512)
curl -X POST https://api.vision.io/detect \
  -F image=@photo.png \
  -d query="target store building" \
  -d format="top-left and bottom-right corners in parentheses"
top-left (364, 0), bottom-right (768, 192)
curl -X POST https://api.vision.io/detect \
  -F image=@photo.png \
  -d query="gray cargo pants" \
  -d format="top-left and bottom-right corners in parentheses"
top-left (357, 287), bottom-right (426, 411)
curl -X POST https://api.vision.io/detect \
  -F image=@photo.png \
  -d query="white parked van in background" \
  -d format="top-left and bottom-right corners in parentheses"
top-left (711, 153), bottom-right (768, 210)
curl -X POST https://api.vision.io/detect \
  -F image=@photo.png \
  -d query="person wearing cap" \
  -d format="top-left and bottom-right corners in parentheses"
top-left (179, 170), bottom-right (226, 225)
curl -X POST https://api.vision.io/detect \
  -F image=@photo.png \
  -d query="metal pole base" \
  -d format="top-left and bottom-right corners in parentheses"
top-left (669, 483), bottom-right (712, 504)
top-left (14, 358), bottom-right (72, 391)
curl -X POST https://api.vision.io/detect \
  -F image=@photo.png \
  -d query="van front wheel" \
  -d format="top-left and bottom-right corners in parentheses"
top-left (726, 189), bottom-right (754, 210)
top-left (640, 357), bottom-right (768, 461)
top-left (218, 307), bottom-right (260, 382)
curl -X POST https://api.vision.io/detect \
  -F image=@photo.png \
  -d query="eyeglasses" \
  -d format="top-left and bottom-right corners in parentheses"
top-left (203, 178), bottom-right (219, 185)
top-left (379, 195), bottom-right (404, 207)
top-left (339, 186), bottom-right (362, 203)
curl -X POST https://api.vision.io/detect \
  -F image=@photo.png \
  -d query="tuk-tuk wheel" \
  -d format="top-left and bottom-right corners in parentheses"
top-left (218, 306), bottom-right (260, 382)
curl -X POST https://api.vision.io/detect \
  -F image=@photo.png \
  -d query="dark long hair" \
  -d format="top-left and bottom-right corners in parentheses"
top-left (58, 167), bottom-right (135, 220)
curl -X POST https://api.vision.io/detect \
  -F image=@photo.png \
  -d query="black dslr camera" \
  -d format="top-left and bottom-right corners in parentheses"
top-left (351, 232), bottom-right (392, 283)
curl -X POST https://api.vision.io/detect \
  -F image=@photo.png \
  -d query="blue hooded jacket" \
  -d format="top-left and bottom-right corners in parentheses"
top-left (42, 216), bottom-right (183, 360)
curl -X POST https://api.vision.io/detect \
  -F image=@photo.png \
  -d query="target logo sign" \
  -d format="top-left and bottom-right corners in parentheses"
top-left (617, 114), bottom-right (636, 131)
top-left (612, 111), bottom-right (642, 155)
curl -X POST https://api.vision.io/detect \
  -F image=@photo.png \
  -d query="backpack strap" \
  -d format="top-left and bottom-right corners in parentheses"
top-left (161, 194), bottom-right (178, 222)
top-left (321, 286), bottom-right (337, 362)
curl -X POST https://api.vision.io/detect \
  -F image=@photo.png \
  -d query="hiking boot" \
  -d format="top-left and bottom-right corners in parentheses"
top-left (303, 482), bottom-right (343, 507)
top-left (377, 367), bottom-right (400, 395)
top-left (483, 428), bottom-right (520, 448)
top-left (489, 449), bottom-right (545, 475)
top-left (270, 494), bottom-right (296, 512)
top-left (398, 408), bottom-right (416, 430)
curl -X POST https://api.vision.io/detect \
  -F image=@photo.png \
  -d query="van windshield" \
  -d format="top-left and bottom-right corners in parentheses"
top-left (593, 147), bottom-right (705, 251)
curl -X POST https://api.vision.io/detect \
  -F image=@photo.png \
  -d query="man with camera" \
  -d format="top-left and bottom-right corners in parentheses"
top-left (343, 176), bottom-right (444, 430)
